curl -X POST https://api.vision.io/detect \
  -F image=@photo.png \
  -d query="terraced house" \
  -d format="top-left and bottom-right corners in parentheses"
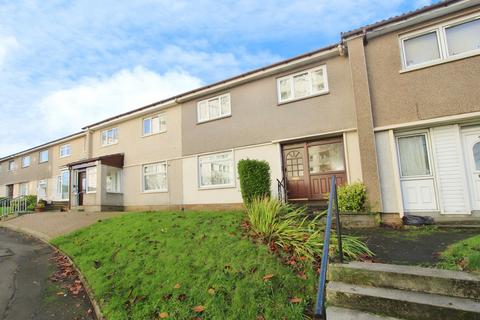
top-left (1, 0), bottom-right (479, 223)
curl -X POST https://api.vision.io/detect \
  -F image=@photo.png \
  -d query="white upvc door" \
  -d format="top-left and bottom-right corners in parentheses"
top-left (37, 180), bottom-right (47, 200)
top-left (462, 128), bottom-right (480, 211)
top-left (431, 125), bottom-right (470, 214)
top-left (396, 132), bottom-right (438, 212)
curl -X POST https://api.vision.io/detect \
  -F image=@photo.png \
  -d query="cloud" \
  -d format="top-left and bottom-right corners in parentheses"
top-left (0, 0), bottom-right (435, 157)
top-left (38, 66), bottom-right (203, 136)
top-left (0, 35), bottom-right (18, 68)
top-left (0, 67), bottom-right (202, 157)
top-left (154, 45), bottom-right (282, 80)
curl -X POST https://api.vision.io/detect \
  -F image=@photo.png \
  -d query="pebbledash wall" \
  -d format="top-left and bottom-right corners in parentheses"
top-left (359, 4), bottom-right (480, 219)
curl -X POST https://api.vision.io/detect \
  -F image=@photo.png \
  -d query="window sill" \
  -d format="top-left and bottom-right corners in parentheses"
top-left (106, 191), bottom-right (123, 194)
top-left (399, 50), bottom-right (480, 74)
top-left (142, 131), bottom-right (167, 138)
top-left (198, 184), bottom-right (236, 191)
top-left (59, 155), bottom-right (71, 158)
top-left (197, 114), bottom-right (232, 125)
top-left (101, 142), bottom-right (119, 148)
top-left (277, 90), bottom-right (330, 106)
top-left (142, 190), bottom-right (168, 194)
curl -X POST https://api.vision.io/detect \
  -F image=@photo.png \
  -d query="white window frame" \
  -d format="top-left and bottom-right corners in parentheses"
top-left (39, 150), bottom-right (49, 163)
top-left (196, 93), bottom-right (231, 123)
top-left (21, 156), bottom-right (31, 168)
top-left (19, 182), bottom-right (29, 196)
top-left (8, 160), bottom-right (15, 171)
top-left (59, 144), bottom-right (71, 158)
top-left (106, 167), bottom-right (123, 193)
top-left (142, 113), bottom-right (167, 137)
top-left (86, 167), bottom-right (97, 193)
top-left (197, 151), bottom-right (235, 189)
top-left (276, 65), bottom-right (329, 103)
top-left (58, 170), bottom-right (70, 200)
top-left (101, 128), bottom-right (119, 146)
top-left (399, 12), bottom-right (480, 71)
top-left (142, 162), bottom-right (168, 193)
top-left (395, 131), bottom-right (434, 180)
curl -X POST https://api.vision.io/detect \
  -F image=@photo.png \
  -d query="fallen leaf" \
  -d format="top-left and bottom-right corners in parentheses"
top-left (207, 288), bottom-right (215, 295)
top-left (289, 297), bottom-right (302, 303)
top-left (174, 283), bottom-right (181, 289)
top-left (262, 274), bottom-right (274, 281)
top-left (56, 291), bottom-right (65, 296)
top-left (192, 305), bottom-right (205, 313)
top-left (159, 312), bottom-right (169, 318)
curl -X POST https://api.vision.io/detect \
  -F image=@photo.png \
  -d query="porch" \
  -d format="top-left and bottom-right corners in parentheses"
top-left (67, 153), bottom-right (124, 212)
top-left (278, 136), bottom-right (351, 208)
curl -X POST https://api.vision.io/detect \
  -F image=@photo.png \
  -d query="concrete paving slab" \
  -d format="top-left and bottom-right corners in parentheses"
top-left (0, 211), bottom-right (127, 240)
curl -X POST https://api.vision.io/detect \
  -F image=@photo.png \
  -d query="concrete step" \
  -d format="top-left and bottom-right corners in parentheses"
top-left (326, 281), bottom-right (480, 320)
top-left (326, 306), bottom-right (405, 320)
top-left (328, 262), bottom-right (480, 300)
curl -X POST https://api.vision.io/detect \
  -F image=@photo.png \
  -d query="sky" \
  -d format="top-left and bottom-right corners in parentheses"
top-left (0, 0), bottom-right (433, 157)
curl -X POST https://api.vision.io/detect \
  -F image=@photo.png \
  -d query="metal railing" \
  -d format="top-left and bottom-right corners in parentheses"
top-left (314, 175), bottom-right (344, 317)
top-left (277, 177), bottom-right (287, 203)
top-left (1, 195), bottom-right (28, 220)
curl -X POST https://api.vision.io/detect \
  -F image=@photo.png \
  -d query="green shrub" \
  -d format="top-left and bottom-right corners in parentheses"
top-left (337, 182), bottom-right (368, 213)
top-left (237, 159), bottom-right (271, 204)
top-left (246, 197), bottom-right (373, 262)
top-left (25, 195), bottom-right (37, 211)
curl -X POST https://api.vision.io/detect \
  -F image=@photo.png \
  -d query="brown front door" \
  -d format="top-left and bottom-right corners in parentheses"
top-left (282, 137), bottom-right (347, 201)
top-left (78, 171), bottom-right (86, 206)
top-left (283, 145), bottom-right (310, 200)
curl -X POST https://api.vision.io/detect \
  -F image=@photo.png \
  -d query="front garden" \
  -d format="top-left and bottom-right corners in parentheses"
top-left (53, 211), bottom-right (319, 319)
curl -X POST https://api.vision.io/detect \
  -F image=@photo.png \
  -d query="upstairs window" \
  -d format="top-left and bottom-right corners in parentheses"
top-left (143, 114), bottom-right (166, 136)
top-left (400, 13), bottom-right (480, 69)
top-left (8, 160), bottom-right (15, 171)
top-left (277, 65), bottom-right (328, 103)
top-left (197, 93), bottom-right (231, 123)
top-left (101, 128), bottom-right (118, 146)
top-left (39, 150), bottom-right (49, 163)
top-left (60, 144), bottom-right (71, 158)
top-left (445, 18), bottom-right (480, 56)
top-left (22, 156), bottom-right (31, 168)
top-left (402, 31), bottom-right (441, 67)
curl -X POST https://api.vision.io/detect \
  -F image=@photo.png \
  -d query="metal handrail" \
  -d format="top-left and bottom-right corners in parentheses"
top-left (276, 177), bottom-right (287, 203)
top-left (1, 195), bottom-right (29, 220)
top-left (314, 175), bottom-right (344, 317)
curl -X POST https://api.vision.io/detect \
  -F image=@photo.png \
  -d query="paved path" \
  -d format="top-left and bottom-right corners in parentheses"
top-left (347, 227), bottom-right (479, 266)
top-left (0, 211), bottom-right (126, 240)
top-left (0, 228), bottom-right (95, 320)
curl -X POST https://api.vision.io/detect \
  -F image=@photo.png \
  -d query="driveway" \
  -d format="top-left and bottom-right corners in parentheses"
top-left (0, 228), bottom-right (95, 320)
top-left (0, 211), bottom-right (126, 241)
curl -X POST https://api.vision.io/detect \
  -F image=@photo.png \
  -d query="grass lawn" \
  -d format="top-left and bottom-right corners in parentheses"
top-left (52, 211), bottom-right (317, 320)
top-left (438, 234), bottom-right (480, 274)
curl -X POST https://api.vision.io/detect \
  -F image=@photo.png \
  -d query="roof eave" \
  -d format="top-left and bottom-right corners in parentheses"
top-left (342, 0), bottom-right (478, 40)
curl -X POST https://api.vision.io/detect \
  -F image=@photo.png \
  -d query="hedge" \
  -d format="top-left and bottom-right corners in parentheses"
top-left (237, 159), bottom-right (271, 204)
